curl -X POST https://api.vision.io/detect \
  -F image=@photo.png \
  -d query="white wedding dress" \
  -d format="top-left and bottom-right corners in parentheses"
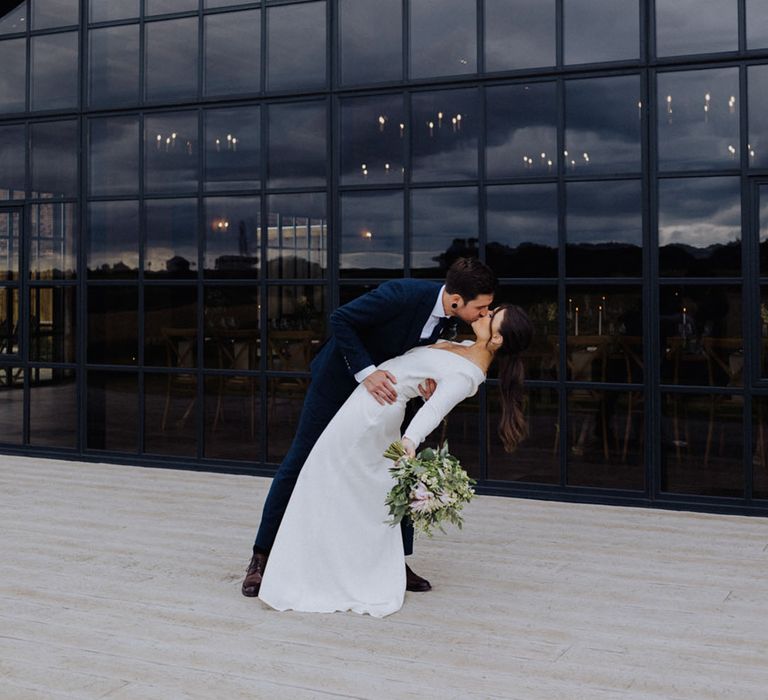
top-left (258, 341), bottom-right (485, 618)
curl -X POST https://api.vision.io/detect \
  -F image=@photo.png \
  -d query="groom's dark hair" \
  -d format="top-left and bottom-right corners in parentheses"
top-left (445, 257), bottom-right (497, 302)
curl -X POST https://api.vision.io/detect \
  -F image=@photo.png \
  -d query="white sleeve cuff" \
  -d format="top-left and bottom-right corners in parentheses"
top-left (354, 365), bottom-right (377, 383)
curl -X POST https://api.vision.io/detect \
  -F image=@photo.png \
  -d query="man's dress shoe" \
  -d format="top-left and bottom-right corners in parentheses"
top-left (405, 564), bottom-right (432, 592)
top-left (241, 550), bottom-right (268, 597)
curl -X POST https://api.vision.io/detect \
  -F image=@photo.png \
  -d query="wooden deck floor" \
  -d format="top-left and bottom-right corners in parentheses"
top-left (2, 455), bottom-right (768, 699)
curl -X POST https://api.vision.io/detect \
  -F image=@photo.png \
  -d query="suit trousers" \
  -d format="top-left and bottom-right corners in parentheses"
top-left (254, 379), bottom-right (415, 556)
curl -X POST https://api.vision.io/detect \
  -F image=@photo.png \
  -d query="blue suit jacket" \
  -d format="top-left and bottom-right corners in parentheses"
top-left (309, 279), bottom-right (443, 402)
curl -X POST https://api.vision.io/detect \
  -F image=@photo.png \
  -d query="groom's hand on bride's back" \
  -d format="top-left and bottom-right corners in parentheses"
top-left (363, 370), bottom-right (398, 405)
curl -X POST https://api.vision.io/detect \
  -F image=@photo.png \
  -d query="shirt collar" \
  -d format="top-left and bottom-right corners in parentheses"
top-left (431, 285), bottom-right (449, 319)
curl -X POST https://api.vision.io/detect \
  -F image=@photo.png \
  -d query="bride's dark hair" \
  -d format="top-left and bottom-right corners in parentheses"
top-left (491, 304), bottom-right (533, 452)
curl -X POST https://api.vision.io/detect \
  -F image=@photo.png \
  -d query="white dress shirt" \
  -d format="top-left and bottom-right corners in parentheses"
top-left (353, 285), bottom-right (448, 383)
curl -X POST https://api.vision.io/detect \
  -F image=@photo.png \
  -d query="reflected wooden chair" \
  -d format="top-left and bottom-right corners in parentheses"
top-left (160, 327), bottom-right (197, 431)
top-left (212, 329), bottom-right (260, 438)
top-left (268, 330), bottom-right (313, 419)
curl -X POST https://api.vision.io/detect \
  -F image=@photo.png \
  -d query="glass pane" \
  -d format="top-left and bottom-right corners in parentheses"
top-left (486, 82), bottom-right (557, 179)
top-left (566, 180), bottom-right (642, 277)
top-left (339, 0), bottom-right (401, 86)
top-left (564, 0), bottom-right (639, 64)
top-left (0, 125), bottom-right (25, 199)
top-left (660, 285), bottom-right (742, 387)
top-left (266, 193), bottom-right (327, 279)
top-left (0, 39), bottom-right (26, 113)
top-left (656, 0), bottom-right (738, 57)
top-left (31, 32), bottom-right (79, 111)
top-left (204, 9), bottom-right (261, 96)
top-left (204, 374), bottom-right (260, 460)
top-left (29, 368), bottom-right (77, 449)
top-left (144, 373), bottom-right (197, 457)
top-left (267, 102), bottom-right (326, 188)
top-left (412, 88), bottom-right (479, 182)
top-left (658, 177), bottom-right (741, 277)
top-left (87, 201), bottom-right (139, 278)
top-left (32, 0), bottom-right (78, 29)
top-left (563, 286), bottom-right (644, 383)
top-left (203, 285), bottom-right (260, 369)
top-left (753, 397), bottom-right (768, 498)
top-left (761, 288), bottom-right (768, 377)
top-left (340, 94), bottom-right (405, 185)
top-left (565, 75), bottom-right (642, 175)
top-left (0, 366), bottom-right (23, 443)
top-left (661, 391), bottom-right (742, 496)
top-left (31, 120), bottom-right (78, 199)
top-left (759, 185), bottom-right (768, 276)
top-left (567, 388), bottom-right (645, 489)
top-left (658, 68), bottom-right (740, 171)
top-left (145, 18), bottom-right (198, 101)
top-left (410, 187), bottom-right (478, 277)
top-left (423, 395), bottom-right (481, 478)
top-left (30, 203), bottom-right (76, 280)
top-left (87, 371), bottom-right (138, 452)
top-left (145, 112), bottom-right (199, 194)
top-left (0, 2), bottom-right (27, 35)
top-left (87, 286), bottom-right (138, 364)
top-left (145, 198), bottom-right (198, 279)
top-left (267, 285), bottom-right (325, 368)
top-left (90, 0), bottom-right (139, 22)
top-left (206, 0), bottom-right (254, 6)
top-left (410, 0), bottom-right (476, 79)
top-left (29, 286), bottom-right (76, 362)
top-left (144, 285), bottom-right (197, 367)
top-left (0, 288), bottom-right (19, 354)
top-left (146, 0), bottom-right (198, 15)
top-left (747, 0), bottom-right (768, 49)
top-left (0, 210), bottom-right (20, 280)
top-left (486, 184), bottom-right (557, 278)
top-left (267, 377), bottom-right (306, 462)
top-left (204, 196), bottom-right (260, 278)
top-left (89, 116), bottom-right (140, 196)
top-left (488, 387), bottom-right (559, 483)
top-left (205, 105), bottom-right (260, 191)
top-left (484, 0), bottom-right (555, 72)
top-left (267, 1), bottom-right (326, 91)
top-left (89, 24), bottom-right (140, 107)
top-left (340, 191), bottom-right (403, 278)
top-left (492, 284), bottom-right (558, 381)
top-left (748, 65), bottom-right (768, 169)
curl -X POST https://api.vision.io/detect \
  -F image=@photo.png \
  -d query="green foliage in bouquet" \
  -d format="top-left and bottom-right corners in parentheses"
top-left (383, 441), bottom-right (476, 537)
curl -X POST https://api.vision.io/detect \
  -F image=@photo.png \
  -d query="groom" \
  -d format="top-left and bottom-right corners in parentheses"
top-left (242, 258), bottom-right (497, 596)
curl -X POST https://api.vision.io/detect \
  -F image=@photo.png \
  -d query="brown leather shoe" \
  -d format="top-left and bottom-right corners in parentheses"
top-left (241, 550), bottom-right (268, 597)
top-left (405, 564), bottom-right (431, 592)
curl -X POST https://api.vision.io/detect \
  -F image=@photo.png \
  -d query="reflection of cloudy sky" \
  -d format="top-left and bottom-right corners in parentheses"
top-left (658, 68), bottom-right (740, 170)
top-left (145, 112), bottom-right (198, 192)
top-left (340, 94), bottom-right (405, 184)
top-left (487, 184), bottom-right (557, 247)
top-left (565, 76), bottom-right (641, 173)
top-left (87, 201), bottom-right (139, 270)
top-left (412, 88), bottom-right (478, 181)
top-left (205, 9), bottom-right (260, 94)
top-left (339, 0), bottom-right (401, 84)
top-left (411, 187), bottom-right (477, 267)
top-left (748, 66), bottom-right (768, 167)
top-left (656, 0), bottom-right (738, 56)
top-left (567, 181), bottom-right (642, 245)
top-left (146, 199), bottom-right (198, 271)
top-left (268, 102), bottom-right (326, 186)
top-left (205, 106), bottom-right (260, 187)
top-left (90, 117), bottom-right (139, 195)
top-left (267, 2), bottom-right (326, 90)
top-left (485, 0), bottom-right (555, 71)
top-left (89, 25), bottom-right (139, 104)
top-left (146, 17), bottom-right (197, 99)
top-left (564, 0), bottom-right (639, 63)
top-left (0, 124), bottom-right (25, 192)
top-left (32, 121), bottom-right (77, 197)
top-left (747, 4), bottom-right (768, 47)
top-left (341, 191), bottom-right (403, 266)
top-left (658, 177), bottom-right (741, 247)
top-left (410, 0), bottom-right (476, 77)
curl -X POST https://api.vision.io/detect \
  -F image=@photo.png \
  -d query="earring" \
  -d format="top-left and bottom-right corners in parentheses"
top-left (451, 303), bottom-right (458, 309)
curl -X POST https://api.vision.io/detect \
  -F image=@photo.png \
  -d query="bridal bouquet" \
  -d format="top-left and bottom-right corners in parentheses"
top-left (383, 441), bottom-right (476, 537)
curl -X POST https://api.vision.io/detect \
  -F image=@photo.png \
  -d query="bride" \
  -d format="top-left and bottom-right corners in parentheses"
top-left (258, 304), bottom-right (533, 617)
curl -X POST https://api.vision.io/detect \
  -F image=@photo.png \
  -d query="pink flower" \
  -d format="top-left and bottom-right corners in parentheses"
top-left (411, 481), bottom-right (433, 501)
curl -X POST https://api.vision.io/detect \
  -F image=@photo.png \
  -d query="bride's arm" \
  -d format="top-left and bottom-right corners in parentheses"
top-left (402, 374), bottom-right (475, 450)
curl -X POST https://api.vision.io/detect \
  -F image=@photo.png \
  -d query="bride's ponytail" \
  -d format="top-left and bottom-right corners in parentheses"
top-left (492, 305), bottom-right (533, 453)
